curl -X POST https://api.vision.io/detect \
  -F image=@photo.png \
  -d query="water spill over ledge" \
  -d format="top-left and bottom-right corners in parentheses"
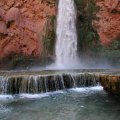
top-left (0, 70), bottom-right (120, 95)
top-left (0, 71), bottom-right (120, 120)
top-left (0, 73), bottom-right (99, 94)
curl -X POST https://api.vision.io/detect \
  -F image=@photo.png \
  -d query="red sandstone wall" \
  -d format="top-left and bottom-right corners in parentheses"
top-left (93, 0), bottom-right (120, 45)
top-left (0, 0), bottom-right (55, 59)
top-left (0, 0), bottom-right (120, 61)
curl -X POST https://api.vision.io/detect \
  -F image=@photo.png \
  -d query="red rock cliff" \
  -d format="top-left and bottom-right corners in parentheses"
top-left (0, 0), bottom-right (55, 60)
top-left (0, 0), bottom-right (120, 62)
top-left (93, 0), bottom-right (120, 45)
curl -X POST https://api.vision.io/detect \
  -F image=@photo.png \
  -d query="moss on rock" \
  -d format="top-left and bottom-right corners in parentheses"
top-left (75, 0), bottom-right (100, 56)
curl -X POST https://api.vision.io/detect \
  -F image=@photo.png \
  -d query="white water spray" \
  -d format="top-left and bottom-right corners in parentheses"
top-left (55, 0), bottom-right (78, 67)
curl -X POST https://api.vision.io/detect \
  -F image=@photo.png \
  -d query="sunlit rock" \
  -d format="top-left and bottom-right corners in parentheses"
top-left (0, 21), bottom-right (7, 34)
top-left (93, 0), bottom-right (120, 45)
top-left (0, 0), bottom-right (56, 62)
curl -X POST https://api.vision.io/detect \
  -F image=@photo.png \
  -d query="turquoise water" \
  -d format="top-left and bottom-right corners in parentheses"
top-left (0, 87), bottom-right (120, 120)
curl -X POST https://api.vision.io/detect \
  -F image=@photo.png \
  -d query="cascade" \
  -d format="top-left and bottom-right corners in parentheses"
top-left (0, 74), bottom-right (99, 94)
top-left (55, 0), bottom-right (78, 67)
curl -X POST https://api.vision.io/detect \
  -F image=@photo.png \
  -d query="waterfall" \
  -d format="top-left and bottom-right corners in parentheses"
top-left (0, 74), bottom-right (99, 94)
top-left (55, 0), bottom-right (78, 67)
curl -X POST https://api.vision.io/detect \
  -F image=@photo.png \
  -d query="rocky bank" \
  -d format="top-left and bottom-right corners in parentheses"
top-left (100, 75), bottom-right (120, 94)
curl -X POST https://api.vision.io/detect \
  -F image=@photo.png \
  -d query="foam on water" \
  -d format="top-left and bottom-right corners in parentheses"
top-left (18, 86), bottom-right (103, 99)
top-left (19, 90), bottom-right (65, 99)
top-left (70, 86), bottom-right (103, 92)
top-left (0, 95), bottom-right (13, 101)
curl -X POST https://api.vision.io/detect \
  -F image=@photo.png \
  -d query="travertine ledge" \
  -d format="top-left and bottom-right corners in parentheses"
top-left (0, 69), bottom-right (120, 94)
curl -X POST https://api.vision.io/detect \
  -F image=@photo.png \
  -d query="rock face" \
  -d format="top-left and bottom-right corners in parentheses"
top-left (0, 0), bottom-right (55, 61)
top-left (93, 0), bottom-right (120, 45)
top-left (100, 75), bottom-right (120, 94)
top-left (0, 0), bottom-right (120, 67)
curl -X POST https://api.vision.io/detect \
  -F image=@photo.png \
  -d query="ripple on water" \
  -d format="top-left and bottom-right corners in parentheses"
top-left (0, 105), bottom-right (11, 114)
top-left (0, 86), bottom-right (120, 120)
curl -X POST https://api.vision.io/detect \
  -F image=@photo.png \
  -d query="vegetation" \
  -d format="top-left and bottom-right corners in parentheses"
top-left (42, 15), bottom-right (56, 63)
top-left (1, 0), bottom-right (119, 68)
top-left (75, 0), bottom-right (100, 56)
top-left (75, 0), bottom-right (120, 65)
top-left (100, 40), bottom-right (120, 66)
top-left (0, 53), bottom-right (32, 69)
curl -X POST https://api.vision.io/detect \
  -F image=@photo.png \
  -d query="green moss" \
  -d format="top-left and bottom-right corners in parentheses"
top-left (42, 15), bottom-right (56, 59)
top-left (75, 0), bottom-right (120, 64)
top-left (75, 0), bottom-right (100, 55)
top-left (8, 54), bottom-right (36, 68)
top-left (99, 40), bottom-right (120, 65)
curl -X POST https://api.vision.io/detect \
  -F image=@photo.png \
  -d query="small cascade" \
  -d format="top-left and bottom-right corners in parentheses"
top-left (0, 73), bottom-right (99, 95)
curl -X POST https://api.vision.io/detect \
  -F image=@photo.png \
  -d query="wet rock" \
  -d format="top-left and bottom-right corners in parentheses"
top-left (100, 75), bottom-right (120, 94)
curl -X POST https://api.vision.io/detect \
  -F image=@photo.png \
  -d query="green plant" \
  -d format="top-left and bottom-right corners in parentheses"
top-left (75, 0), bottom-right (100, 56)
top-left (42, 15), bottom-right (56, 58)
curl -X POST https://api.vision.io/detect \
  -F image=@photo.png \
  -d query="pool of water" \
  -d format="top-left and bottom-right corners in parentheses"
top-left (0, 87), bottom-right (120, 120)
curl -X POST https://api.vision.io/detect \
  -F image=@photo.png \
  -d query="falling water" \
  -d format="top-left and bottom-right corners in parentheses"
top-left (0, 74), bottom-right (99, 94)
top-left (55, 0), bottom-right (78, 66)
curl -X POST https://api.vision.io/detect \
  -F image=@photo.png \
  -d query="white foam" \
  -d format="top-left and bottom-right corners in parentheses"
top-left (0, 95), bottom-right (13, 100)
top-left (70, 86), bottom-right (103, 92)
top-left (19, 93), bottom-right (49, 99)
top-left (19, 90), bottom-right (65, 99)
top-left (0, 87), bottom-right (103, 99)
top-left (90, 86), bottom-right (103, 91)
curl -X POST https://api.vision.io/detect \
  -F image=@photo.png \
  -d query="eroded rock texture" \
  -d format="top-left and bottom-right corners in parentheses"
top-left (0, 0), bottom-right (55, 60)
top-left (93, 0), bottom-right (120, 45)
top-left (100, 75), bottom-right (120, 94)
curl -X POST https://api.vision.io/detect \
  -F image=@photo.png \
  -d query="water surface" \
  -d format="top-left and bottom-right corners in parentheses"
top-left (0, 87), bottom-right (120, 120)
